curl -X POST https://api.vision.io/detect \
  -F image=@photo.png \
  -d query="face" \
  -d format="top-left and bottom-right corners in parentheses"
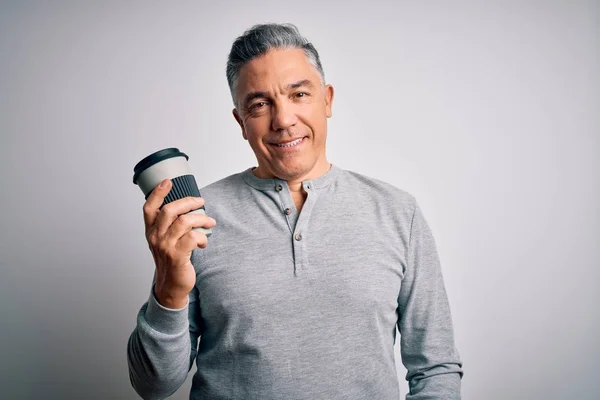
top-left (232, 48), bottom-right (334, 182)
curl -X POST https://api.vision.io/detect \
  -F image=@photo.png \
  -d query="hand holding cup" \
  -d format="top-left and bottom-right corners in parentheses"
top-left (143, 179), bottom-right (216, 309)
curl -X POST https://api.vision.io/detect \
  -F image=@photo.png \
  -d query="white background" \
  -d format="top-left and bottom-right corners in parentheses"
top-left (0, 1), bottom-right (598, 399)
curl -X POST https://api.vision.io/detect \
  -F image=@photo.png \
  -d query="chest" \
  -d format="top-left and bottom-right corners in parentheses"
top-left (192, 191), bottom-right (407, 338)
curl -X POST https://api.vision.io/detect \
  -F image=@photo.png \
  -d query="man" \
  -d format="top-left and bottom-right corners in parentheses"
top-left (127, 23), bottom-right (463, 399)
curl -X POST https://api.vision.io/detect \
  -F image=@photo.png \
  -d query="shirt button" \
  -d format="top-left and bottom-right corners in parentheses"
top-left (284, 208), bottom-right (292, 215)
top-left (275, 184), bottom-right (283, 192)
top-left (294, 233), bottom-right (302, 241)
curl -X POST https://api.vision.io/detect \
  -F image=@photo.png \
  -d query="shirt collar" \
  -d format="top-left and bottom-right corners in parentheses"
top-left (242, 164), bottom-right (341, 191)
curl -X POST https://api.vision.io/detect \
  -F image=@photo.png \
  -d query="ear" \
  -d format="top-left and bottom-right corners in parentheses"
top-left (324, 84), bottom-right (334, 118)
top-left (232, 108), bottom-right (248, 140)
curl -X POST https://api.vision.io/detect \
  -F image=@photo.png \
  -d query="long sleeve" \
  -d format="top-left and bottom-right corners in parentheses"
top-left (127, 285), bottom-right (202, 399)
top-left (397, 201), bottom-right (463, 399)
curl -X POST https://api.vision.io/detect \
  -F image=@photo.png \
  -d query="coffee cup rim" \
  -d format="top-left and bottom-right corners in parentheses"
top-left (133, 147), bottom-right (189, 184)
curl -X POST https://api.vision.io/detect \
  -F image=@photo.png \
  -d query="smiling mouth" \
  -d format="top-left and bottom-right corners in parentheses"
top-left (271, 137), bottom-right (306, 148)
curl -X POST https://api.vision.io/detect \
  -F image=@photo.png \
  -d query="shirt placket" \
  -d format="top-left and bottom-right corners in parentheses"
top-left (274, 180), bottom-right (318, 276)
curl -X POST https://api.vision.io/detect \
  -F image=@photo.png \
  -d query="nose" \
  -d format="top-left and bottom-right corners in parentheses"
top-left (271, 100), bottom-right (298, 131)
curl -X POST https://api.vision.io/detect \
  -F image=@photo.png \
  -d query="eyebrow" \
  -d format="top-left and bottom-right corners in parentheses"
top-left (287, 79), bottom-right (314, 90)
top-left (242, 79), bottom-right (315, 108)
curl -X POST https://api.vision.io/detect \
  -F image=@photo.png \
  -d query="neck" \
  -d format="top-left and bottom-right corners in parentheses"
top-left (253, 159), bottom-right (331, 192)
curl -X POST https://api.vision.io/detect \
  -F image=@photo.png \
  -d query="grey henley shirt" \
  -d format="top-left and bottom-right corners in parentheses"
top-left (127, 164), bottom-right (463, 399)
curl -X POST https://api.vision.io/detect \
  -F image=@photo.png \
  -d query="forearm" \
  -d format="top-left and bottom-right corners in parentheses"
top-left (406, 368), bottom-right (462, 400)
top-left (400, 272), bottom-right (463, 400)
top-left (127, 291), bottom-right (192, 400)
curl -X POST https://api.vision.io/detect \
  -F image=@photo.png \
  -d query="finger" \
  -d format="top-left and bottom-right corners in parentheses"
top-left (154, 196), bottom-right (207, 238)
top-left (176, 230), bottom-right (209, 254)
top-left (143, 179), bottom-right (172, 228)
top-left (165, 213), bottom-right (216, 244)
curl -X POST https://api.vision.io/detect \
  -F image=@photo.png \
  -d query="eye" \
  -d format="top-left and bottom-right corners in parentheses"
top-left (250, 101), bottom-right (268, 111)
top-left (294, 92), bottom-right (309, 98)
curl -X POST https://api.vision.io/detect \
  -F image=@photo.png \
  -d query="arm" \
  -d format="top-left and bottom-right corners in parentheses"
top-left (127, 284), bottom-right (202, 400)
top-left (127, 178), bottom-right (212, 398)
top-left (397, 201), bottom-right (463, 399)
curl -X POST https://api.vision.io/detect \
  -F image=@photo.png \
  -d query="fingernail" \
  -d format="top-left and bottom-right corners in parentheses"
top-left (196, 197), bottom-right (203, 202)
top-left (159, 180), bottom-right (169, 188)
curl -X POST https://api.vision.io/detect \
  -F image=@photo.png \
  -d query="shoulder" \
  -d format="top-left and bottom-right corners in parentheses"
top-left (335, 166), bottom-right (417, 211)
top-left (198, 169), bottom-right (249, 199)
top-left (332, 166), bottom-right (421, 249)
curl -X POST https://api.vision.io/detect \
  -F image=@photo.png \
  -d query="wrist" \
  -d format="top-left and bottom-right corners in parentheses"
top-left (153, 286), bottom-right (189, 309)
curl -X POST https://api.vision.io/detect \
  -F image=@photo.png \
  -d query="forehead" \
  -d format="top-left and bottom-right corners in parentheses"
top-left (236, 48), bottom-right (320, 93)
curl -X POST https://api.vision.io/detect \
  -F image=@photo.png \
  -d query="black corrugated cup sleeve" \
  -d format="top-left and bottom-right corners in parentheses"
top-left (145, 174), bottom-right (205, 210)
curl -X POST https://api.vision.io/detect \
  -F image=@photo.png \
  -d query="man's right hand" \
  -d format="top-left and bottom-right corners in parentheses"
top-left (143, 178), bottom-right (216, 309)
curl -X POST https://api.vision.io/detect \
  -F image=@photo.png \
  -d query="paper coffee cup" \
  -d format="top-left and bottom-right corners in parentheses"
top-left (133, 147), bottom-right (212, 237)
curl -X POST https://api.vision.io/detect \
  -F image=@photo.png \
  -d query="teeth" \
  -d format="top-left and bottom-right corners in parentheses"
top-left (277, 138), bottom-right (303, 148)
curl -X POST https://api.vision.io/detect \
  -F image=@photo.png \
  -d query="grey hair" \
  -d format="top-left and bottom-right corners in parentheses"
top-left (226, 23), bottom-right (326, 106)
